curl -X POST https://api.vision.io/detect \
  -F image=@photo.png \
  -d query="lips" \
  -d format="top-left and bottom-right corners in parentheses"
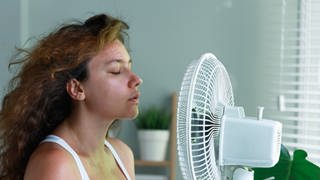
top-left (129, 92), bottom-right (140, 103)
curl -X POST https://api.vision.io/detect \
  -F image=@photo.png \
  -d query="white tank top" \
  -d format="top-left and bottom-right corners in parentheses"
top-left (42, 135), bottom-right (131, 180)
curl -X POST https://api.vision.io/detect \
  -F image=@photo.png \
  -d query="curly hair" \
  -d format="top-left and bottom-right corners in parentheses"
top-left (0, 14), bottom-right (129, 180)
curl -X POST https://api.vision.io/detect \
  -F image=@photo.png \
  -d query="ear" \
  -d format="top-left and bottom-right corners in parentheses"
top-left (66, 79), bottom-right (85, 101)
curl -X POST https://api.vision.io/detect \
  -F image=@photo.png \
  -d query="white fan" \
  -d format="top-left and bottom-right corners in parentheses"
top-left (177, 53), bottom-right (282, 180)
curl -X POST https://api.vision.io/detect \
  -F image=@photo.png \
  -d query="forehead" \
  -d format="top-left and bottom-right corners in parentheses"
top-left (91, 40), bottom-right (130, 64)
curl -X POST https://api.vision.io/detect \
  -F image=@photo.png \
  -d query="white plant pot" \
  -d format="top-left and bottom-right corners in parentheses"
top-left (138, 130), bottom-right (170, 161)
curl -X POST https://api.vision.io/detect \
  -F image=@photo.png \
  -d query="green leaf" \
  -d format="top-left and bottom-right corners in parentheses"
top-left (253, 145), bottom-right (320, 180)
top-left (135, 106), bottom-right (171, 130)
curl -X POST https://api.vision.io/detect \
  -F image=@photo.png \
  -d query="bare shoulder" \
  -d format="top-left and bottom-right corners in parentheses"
top-left (107, 137), bottom-right (135, 179)
top-left (24, 143), bottom-right (81, 180)
top-left (107, 137), bottom-right (133, 156)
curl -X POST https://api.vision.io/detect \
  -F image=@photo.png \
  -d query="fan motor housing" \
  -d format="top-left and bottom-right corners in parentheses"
top-left (219, 107), bottom-right (282, 167)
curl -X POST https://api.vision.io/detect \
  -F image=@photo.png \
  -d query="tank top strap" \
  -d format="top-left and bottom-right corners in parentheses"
top-left (104, 140), bottom-right (131, 180)
top-left (42, 135), bottom-right (90, 180)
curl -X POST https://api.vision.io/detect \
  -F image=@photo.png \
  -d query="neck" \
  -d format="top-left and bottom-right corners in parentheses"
top-left (53, 105), bottom-right (114, 156)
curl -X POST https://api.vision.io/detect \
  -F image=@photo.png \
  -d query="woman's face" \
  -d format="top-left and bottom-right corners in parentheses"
top-left (81, 39), bottom-right (142, 121)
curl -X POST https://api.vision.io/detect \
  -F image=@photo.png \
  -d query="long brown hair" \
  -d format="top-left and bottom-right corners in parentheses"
top-left (0, 14), bottom-right (129, 180)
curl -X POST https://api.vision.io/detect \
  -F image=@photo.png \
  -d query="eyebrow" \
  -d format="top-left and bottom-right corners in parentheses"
top-left (105, 59), bottom-right (132, 66)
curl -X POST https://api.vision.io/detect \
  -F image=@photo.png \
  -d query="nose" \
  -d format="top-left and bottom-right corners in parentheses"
top-left (129, 72), bottom-right (142, 88)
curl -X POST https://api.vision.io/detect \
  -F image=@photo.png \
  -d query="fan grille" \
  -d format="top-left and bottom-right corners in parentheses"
top-left (177, 53), bottom-right (234, 180)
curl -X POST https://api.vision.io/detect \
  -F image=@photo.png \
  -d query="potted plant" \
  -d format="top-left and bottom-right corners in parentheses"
top-left (135, 106), bottom-right (171, 161)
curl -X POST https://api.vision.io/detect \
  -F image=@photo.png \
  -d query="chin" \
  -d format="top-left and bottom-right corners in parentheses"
top-left (129, 111), bottom-right (139, 119)
top-left (123, 107), bottom-right (139, 119)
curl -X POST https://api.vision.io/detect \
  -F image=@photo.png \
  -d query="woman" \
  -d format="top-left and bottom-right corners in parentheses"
top-left (0, 14), bottom-right (141, 180)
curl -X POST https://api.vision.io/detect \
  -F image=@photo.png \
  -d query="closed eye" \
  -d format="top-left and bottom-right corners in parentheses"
top-left (110, 71), bottom-right (121, 75)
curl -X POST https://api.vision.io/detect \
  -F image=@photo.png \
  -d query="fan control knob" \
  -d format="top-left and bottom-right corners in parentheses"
top-left (257, 106), bottom-right (264, 120)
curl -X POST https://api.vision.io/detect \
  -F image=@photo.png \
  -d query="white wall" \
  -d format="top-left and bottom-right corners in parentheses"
top-left (1, 0), bottom-right (268, 115)
top-left (0, 0), bottom-right (21, 100)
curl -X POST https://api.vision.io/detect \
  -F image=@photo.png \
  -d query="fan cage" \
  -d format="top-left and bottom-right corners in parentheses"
top-left (177, 53), bottom-right (234, 180)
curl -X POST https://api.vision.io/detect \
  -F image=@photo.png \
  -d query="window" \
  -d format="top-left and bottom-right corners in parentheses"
top-left (268, 0), bottom-right (320, 165)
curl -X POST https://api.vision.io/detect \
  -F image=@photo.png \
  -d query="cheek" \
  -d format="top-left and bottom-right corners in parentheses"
top-left (93, 78), bottom-right (127, 106)
top-left (84, 75), bottom-right (128, 105)
top-left (105, 78), bottom-right (127, 96)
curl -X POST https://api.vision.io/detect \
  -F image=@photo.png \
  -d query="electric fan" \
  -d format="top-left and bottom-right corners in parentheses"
top-left (177, 53), bottom-right (282, 180)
